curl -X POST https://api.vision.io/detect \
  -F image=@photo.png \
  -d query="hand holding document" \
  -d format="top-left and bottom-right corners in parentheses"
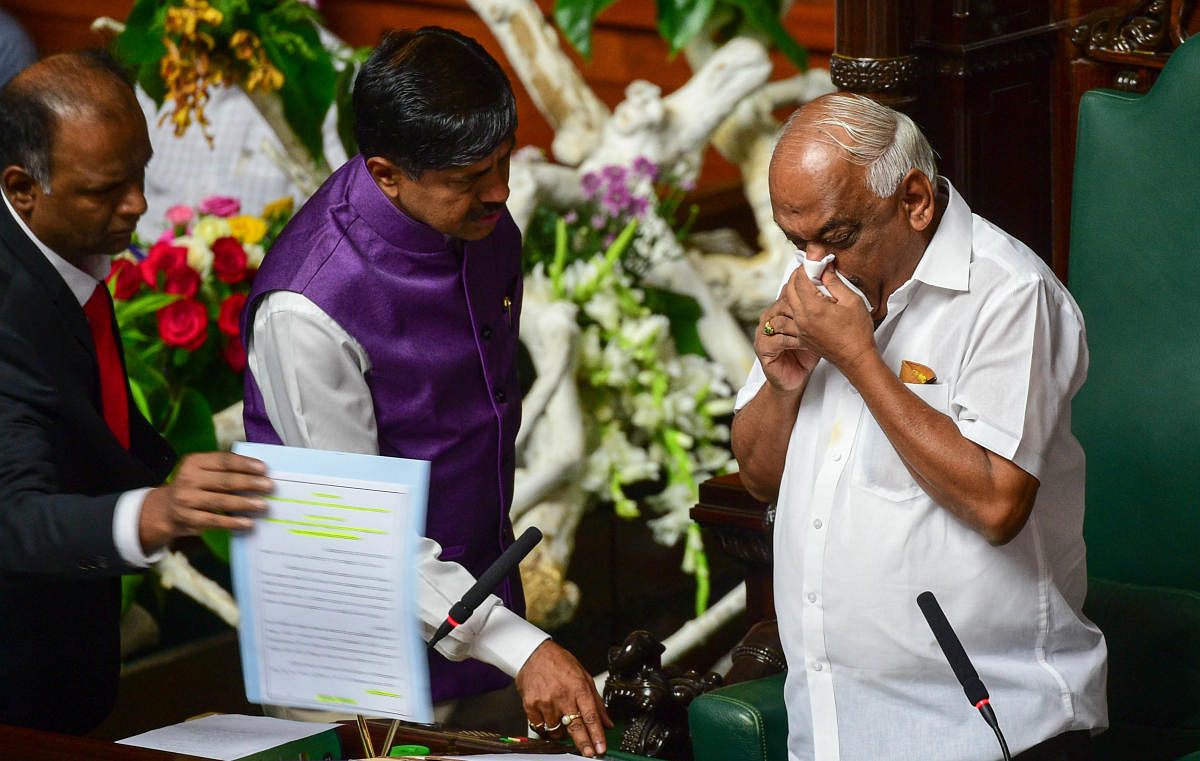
top-left (231, 442), bottom-right (434, 724)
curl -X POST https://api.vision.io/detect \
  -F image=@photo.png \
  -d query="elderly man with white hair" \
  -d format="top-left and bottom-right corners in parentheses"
top-left (731, 93), bottom-right (1107, 761)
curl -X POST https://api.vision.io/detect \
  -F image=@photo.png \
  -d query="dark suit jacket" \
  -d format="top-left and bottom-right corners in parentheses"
top-left (0, 201), bottom-right (176, 734)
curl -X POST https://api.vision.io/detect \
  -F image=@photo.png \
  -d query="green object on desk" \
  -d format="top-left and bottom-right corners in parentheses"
top-left (233, 726), bottom-right (342, 761)
top-left (389, 744), bottom-right (431, 757)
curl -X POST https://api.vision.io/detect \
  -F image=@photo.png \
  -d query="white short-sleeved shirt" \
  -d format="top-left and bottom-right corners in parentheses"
top-left (736, 180), bottom-right (1107, 761)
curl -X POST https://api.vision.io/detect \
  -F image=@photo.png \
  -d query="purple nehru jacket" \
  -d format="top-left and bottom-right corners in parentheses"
top-left (242, 156), bottom-right (525, 702)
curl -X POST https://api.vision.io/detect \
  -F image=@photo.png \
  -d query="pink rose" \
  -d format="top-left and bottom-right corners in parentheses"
top-left (165, 205), bottom-right (195, 227)
top-left (198, 195), bottom-right (241, 218)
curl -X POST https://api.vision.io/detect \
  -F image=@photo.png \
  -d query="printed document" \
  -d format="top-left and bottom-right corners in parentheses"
top-left (231, 441), bottom-right (433, 722)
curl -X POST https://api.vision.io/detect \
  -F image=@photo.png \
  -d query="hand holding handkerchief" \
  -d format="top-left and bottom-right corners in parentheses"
top-left (798, 253), bottom-right (873, 311)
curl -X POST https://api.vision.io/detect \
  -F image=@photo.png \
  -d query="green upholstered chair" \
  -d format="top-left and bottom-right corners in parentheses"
top-left (1069, 32), bottom-right (1200, 761)
top-left (1083, 580), bottom-right (1200, 761)
top-left (688, 672), bottom-right (788, 761)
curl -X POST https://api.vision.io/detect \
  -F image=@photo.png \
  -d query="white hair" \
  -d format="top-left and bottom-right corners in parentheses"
top-left (785, 93), bottom-right (938, 198)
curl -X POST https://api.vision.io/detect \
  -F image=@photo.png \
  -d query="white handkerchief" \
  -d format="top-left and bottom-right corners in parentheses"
top-left (796, 252), bottom-right (873, 311)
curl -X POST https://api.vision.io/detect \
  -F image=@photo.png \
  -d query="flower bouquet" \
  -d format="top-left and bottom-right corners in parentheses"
top-left (113, 0), bottom-right (340, 164)
top-left (107, 194), bottom-right (292, 454)
top-left (523, 156), bottom-right (736, 614)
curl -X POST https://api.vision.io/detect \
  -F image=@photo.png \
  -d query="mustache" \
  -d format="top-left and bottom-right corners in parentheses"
top-left (468, 203), bottom-right (505, 222)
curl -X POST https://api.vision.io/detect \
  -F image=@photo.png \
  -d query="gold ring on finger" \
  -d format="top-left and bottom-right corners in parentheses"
top-left (763, 321), bottom-right (774, 336)
top-left (561, 713), bottom-right (581, 727)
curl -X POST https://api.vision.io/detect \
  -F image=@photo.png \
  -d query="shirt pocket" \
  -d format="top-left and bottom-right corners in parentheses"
top-left (851, 382), bottom-right (951, 502)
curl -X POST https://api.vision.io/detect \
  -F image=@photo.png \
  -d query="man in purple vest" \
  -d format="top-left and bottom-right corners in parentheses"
top-left (243, 27), bottom-right (610, 756)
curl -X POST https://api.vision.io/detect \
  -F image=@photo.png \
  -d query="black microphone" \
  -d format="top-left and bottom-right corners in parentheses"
top-left (428, 526), bottom-right (543, 650)
top-left (917, 591), bottom-right (1011, 761)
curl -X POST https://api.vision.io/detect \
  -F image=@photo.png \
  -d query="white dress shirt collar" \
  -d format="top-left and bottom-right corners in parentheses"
top-left (910, 176), bottom-right (972, 293)
top-left (1, 190), bottom-right (111, 306)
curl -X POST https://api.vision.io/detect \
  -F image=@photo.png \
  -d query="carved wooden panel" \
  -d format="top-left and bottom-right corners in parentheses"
top-left (910, 1), bottom-right (1058, 269)
top-left (1051, 0), bottom-right (1195, 279)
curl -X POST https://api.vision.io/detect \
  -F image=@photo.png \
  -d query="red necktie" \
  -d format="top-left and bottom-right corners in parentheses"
top-left (83, 284), bottom-right (130, 449)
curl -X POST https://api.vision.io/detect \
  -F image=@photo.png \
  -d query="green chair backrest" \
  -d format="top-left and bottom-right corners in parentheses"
top-left (1069, 33), bottom-right (1200, 591)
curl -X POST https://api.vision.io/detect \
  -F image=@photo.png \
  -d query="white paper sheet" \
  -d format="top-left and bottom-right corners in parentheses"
top-left (231, 442), bottom-right (433, 723)
top-left (117, 714), bottom-right (338, 760)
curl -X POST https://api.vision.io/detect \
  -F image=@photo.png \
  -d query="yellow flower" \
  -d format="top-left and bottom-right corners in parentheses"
top-left (228, 215), bottom-right (268, 245)
top-left (262, 197), bottom-right (294, 219)
top-left (244, 60), bottom-right (284, 94)
top-left (164, 0), bottom-right (223, 38)
top-left (230, 29), bottom-right (261, 61)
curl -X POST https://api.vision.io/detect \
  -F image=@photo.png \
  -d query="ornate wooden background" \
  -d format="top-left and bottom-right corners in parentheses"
top-left (4, 0), bottom-right (1192, 277)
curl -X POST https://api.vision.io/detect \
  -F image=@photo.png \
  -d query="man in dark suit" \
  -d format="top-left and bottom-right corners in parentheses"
top-left (0, 50), bottom-right (272, 734)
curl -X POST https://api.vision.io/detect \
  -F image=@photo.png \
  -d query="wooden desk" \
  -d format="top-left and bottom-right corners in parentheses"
top-left (0, 719), bottom-right (566, 760)
top-left (0, 724), bottom-right (210, 761)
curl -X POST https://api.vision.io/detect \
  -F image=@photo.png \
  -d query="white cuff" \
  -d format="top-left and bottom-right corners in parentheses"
top-left (466, 603), bottom-right (551, 678)
top-left (114, 487), bottom-right (165, 567)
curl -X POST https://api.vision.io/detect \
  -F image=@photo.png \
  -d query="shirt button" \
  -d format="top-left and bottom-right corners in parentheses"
top-left (481, 325), bottom-right (493, 340)
top-left (812, 662), bottom-right (823, 672)
top-left (832, 452), bottom-right (842, 462)
top-left (813, 518), bottom-right (823, 529)
top-left (807, 592), bottom-right (817, 603)
top-left (495, 389), bottom-right (507, 403)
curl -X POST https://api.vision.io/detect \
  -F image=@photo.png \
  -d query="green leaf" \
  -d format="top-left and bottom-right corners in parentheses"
top-left (721, 0), bottom-right (807, 69)
top-left (554, 0), bottom-right (620, 60)
top-left (684, 522), bottom-right (710, 615)
top-left (112, 0), bottom-right (170, 105)
top-left (121, 574), bottom-right (145, 617)
top-left (201, 529), bottom-right (231, 564)
top-left (115, 292), bottom-right (181, 322)
top-left (642, 287), bottom-right (705, 357)
top-left (260, 19), bottom-right (337, 164)
top-left (128, 377), bottom-right (153, 423)
top-left (163, 387), bottom-right (218, 455)
top-left (656, 0), bottom-right (716, 54)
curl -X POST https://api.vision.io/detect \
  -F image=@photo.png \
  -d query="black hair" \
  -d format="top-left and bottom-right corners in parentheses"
top-left (0, 49), bottom-right (136, 190)
top-left (352, 27), bottom-right (517, 178)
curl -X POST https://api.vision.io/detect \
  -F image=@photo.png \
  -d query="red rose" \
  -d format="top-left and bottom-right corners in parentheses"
top-left (157, 298), bottom-right (209, 351)
top-left (140, 242), bottom-right (189, 287)
top-left (164, 266), bottom-right (202, 299)
top-left (218, 292), bottom-right (247, 337)
top-left (222, 336), bottom-right (247, 372)
top-left (212, 237), bottom-right (248, 283)
top-left (107, 258), bottom-right (141, 300)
